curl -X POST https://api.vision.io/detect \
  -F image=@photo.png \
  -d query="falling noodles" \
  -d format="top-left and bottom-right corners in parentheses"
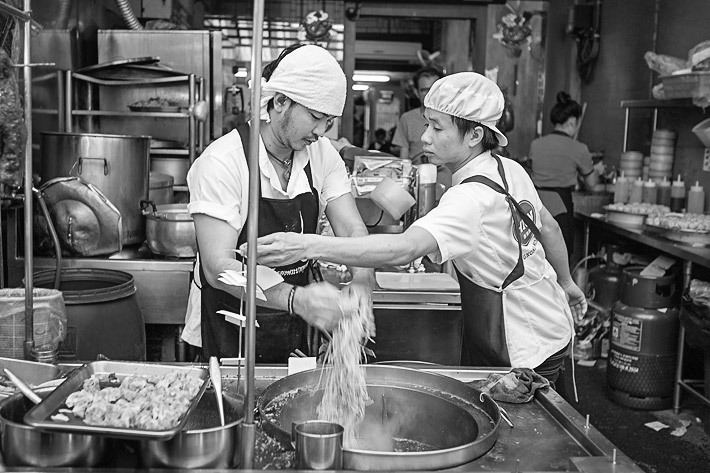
top-left (316, 292), bottom-right (374, 447)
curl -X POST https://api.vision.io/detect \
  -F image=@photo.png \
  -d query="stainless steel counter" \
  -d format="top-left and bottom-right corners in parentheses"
top-left (2, 364), bottom-right (640, 472)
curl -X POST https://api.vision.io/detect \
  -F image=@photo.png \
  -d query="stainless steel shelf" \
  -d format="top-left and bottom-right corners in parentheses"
top-left (71, 110), bottom-right (189, 118)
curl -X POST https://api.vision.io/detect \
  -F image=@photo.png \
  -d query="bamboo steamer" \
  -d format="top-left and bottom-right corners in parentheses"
top-left (649, 161), bottom-right (673, 172)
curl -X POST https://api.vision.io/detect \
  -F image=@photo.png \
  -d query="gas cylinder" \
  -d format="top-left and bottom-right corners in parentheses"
top-left (587, 265), bottom-right (623, 311)
top-left (607, 301), bottom-right (679, 410)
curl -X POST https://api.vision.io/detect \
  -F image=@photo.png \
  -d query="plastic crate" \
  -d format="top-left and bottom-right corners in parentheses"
top-left (660, 71), bottom-right (710, 99)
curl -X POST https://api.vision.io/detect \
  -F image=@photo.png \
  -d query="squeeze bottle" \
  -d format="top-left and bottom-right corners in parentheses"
top-left (416, 163), bottom-right (437, 219)
top-left (642, 179), bottom-right (657, 204)
top-left (629, 177), bottom-right (644, 203)
top-left (613, 172), bottom-right (629, 203)
top-left (670, 174), bottom-right (686, 212)
top-left (687, 181), bottom-right (705, 214)
top-left (656, 177), bottom-right (672, 207)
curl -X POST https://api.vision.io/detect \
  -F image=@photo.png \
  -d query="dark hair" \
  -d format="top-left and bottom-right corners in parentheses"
top-left (413, 67), bottom-right (444, 89)
top-left (262, 43), bottom-right (308, 112)
top-left (550, 91), bottom-right (582, 125)
top-left (452, 116), bottom-right (499, 151)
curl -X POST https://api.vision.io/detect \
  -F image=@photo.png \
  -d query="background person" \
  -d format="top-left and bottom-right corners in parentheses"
top-left (529, 91), bottom-right (599, 255)
top-left (392, 67), bottom-right (452, 189)
top-left (184, 43), bottom-right (374, 361)
top-left (250, 72), bottom-right (587, 393)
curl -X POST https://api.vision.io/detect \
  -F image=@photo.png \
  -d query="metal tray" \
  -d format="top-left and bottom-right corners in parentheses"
top-left (645, 222), bottom-right (710, 247)
top-left (0, 357), bottom-right (62, 398)
top-left (23, 361), bottom-right (208, 440)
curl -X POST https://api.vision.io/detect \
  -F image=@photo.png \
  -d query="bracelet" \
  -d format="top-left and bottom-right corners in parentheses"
top-left (287, 285), bottom-right (297, 316)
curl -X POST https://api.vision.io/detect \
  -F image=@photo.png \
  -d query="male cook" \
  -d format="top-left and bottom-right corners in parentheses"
top-left (250, 72), bottom-right (586, 389)
top-left (185, 44), bottom-right (374, 361)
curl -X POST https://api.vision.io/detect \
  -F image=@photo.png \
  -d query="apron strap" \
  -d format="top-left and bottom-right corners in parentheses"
top-left (461, 156), bottom-right (542, 289)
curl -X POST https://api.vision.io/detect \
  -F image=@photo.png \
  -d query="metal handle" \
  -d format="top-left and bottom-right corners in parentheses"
top-left (77, 157), bottom-right (108, 175)
top-left (140, 199), bottom-right (157, 215)
top-left (4, 368), bottom-right (42, 405)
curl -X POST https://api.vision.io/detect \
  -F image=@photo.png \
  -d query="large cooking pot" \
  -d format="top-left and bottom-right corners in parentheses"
top-left (139, 390), bottom-right (245, 468)
top-left (40, 132), bottom-right (150, 245)
top-left (0, 387), bottom-right (109, 467)
top-left (259, 365), bottom-right (501, 471)
top-left (142, 202), bottom-right (197, 257)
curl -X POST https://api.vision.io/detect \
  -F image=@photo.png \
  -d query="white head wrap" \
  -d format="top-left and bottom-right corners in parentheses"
top-left (259, 44), bottom-right (346, 122)
top-left (424, 72), bottom-right (508, 146)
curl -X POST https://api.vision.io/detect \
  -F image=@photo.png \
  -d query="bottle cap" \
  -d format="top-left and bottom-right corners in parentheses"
top-left (658, 177), bottom-right (671, 187)
top-left (673, 174), bottom-right (685, 186)
top-left (643, 179), bottom-right (656, 187)
top-left (633, 177), bottom-right (644, 186)
top-left (691, 181), bottom-right (704, 191)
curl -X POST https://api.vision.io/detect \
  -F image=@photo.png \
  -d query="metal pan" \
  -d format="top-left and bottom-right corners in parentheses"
top-left (23, 361), bottom-right (208, 440)
top-left (0, 357), bottom-right (62, 399)
top-left (258, 364), bottom-right (501, 471)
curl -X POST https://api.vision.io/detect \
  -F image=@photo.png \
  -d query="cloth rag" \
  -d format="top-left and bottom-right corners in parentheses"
top-left (468, 368), bottom-right (550, 403)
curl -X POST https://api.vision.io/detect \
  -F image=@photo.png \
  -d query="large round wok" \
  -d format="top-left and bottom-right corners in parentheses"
top-left (258, 365), bottom-right (501, 471)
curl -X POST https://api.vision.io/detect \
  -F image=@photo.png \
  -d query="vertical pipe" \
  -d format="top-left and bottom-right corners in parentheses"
top-left (23, 0), bottom-right (34, 360)
top-left (239, 0), bottom-right (265, 468)
top-left (56, 70), bottom-right (65, 132)
top-left (65, 70), bottom-right (72, 132)
top-left (673, 259), bottom-right (693, 413)
top-left (188, 74), bottom-right (196, 165)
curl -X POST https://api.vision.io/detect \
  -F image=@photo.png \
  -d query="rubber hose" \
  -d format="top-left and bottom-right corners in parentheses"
top-left (33, 188), bottom-right (62, 290)
top-left (115, 0), bottom-right (143, 30)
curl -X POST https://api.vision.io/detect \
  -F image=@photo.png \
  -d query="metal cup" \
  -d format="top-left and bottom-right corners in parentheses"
top-left (292, 421), bottom-right (344, 470)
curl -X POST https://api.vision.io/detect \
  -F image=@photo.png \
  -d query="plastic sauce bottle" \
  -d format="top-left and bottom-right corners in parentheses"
top-left (670, 174), bottom-right (686, 212)
top-left (642, 179), bottom-right (657, 204)
top-left (687, 181), bottom-right (705, 214)
top-left (416, 163), bottom-right (438, 219)
top-left (629, 177), bottom-right (644, 203)
top-left (614, 172), bottom-right (629, 203)
top-left (656, 177), bottom-right (672, 207)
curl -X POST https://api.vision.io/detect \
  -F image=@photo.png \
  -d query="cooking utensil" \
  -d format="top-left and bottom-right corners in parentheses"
top-left (0, 387), bottom-right (109, 467)
top-left (24, 361), bottom-right (209, 440)
top-left (141, 202), bottom-right (197, 257)
top-left (0, 356), bottom-right (61, 399)
top-left (4, 368), bottom-right (41, 405)
top-left (139, 391), bottom-right (245, 469)
top-left (209, 356), bottom-right (225, 427)
top-left (259, 365), bottom-right (501, 471)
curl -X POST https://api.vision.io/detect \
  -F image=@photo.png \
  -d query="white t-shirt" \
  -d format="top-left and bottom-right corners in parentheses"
top-left (411, 151), bottom-right (573, 368)
top-left (181, 129), bottom-right (352, 347)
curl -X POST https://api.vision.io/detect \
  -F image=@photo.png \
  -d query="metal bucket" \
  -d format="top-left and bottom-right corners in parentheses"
top-left (258, 365), bottom-right (500, 471)
top-left (39, 132), bottom-right (150, 245)
top-left (142, 203), bottom-right (197, 258)
top-left (0, 387), bottom-right (109, 467)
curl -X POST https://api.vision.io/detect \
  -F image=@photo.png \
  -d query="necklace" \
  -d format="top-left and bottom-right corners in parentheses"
top-left (266, 148), bottom-right (294, 181)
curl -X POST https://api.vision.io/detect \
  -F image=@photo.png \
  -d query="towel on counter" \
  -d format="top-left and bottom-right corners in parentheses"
top-left (259, 44), bottom-right (346, 121)
top-left (468, 368), bottom-right (550, 403)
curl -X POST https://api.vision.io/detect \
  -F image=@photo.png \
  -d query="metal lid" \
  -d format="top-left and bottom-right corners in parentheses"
top-left (149, 172), bottom-right (174, 188)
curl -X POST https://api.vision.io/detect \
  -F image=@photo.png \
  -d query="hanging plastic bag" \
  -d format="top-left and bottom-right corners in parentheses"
top-left (0, 288), bottom-right (68, 360)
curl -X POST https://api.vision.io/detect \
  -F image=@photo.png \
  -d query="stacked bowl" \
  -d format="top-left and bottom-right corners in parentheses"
top-left (649, 129), bottom-right (677, 182)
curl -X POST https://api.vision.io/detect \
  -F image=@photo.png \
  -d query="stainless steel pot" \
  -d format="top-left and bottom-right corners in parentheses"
top-left (40, 132), bottom-right (150, 245)
top-left (149, 172), bottom-right (174, 206)
top-left (142, 202), bottom-right (197, 257)
top-left (151, 155), bottom-right (190, 186)
top-left (139, 390), bottom-right (245, 468)
top-left (0, 387), bottom-right (108, 467)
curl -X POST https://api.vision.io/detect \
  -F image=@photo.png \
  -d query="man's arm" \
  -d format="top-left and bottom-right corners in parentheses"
top-left (194, 214), bottom-right (346, 331)
top-left (538, 206), bottom-right (587, 320)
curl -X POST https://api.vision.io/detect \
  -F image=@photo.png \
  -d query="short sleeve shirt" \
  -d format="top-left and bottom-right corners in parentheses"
top-left (529, 132), bottom-right (594, 188)
top-left (411, 152), bottom-right (573, 368)
top-left (392, 108), bottom-right (426, 163)
top-left (187, 129), bottom-right (352, 233)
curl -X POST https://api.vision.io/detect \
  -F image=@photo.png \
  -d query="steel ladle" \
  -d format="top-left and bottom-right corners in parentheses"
top-left (4, 368), bottom-right (41, 405)
top-left (209, 357), bottom-right (225, 426)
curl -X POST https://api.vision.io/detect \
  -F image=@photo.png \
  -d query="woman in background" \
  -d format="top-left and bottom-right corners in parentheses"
top-left (529, 92), bottom-right (598, 255)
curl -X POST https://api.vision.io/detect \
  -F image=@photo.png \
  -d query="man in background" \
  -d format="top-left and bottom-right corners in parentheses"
top-left (392, 67), bottom-right (451, 189)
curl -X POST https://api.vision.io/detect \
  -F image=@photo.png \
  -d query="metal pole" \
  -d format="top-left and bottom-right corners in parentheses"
top-left (23, 0), bottom-right (34, 360)
top-left (239, 0), bottom-right (265, 468)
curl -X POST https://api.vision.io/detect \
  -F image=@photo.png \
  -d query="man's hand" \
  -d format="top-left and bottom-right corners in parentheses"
top-left (559, 280), bottom-right (587, 323)
top-left (243, 232), bottom-right (307, 267)
top-left (342, 281), bottom-right (376, 338)
top-left (293, 282), bottom-right (347, 332)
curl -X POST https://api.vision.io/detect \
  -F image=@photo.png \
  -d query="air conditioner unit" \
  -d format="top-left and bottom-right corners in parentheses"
top-left (355, 40), bottom-right (422, 63)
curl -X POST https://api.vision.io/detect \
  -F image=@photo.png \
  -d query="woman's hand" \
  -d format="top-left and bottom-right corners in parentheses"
top-left (559, 279), bottom-right (588, 323)
top-left (241, 232), bottom-right (307, 267)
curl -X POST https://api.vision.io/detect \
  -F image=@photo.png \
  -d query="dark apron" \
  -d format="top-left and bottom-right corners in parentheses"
top-left (455, 154), bottom-right (542, 367)
top-left (535, 131), bottom-right (575, 252)
top-left (199, 126), bottom-right (320, 362)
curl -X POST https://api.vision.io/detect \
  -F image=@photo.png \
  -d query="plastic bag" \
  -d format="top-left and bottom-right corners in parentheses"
top-left (0, 288), bottom-right (68, 359)
top-left (644, 51), bottom-right (688, 76)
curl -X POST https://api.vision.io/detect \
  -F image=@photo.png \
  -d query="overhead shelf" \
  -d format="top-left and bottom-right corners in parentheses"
top-left (620, 98), bottom-right (695, 109)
